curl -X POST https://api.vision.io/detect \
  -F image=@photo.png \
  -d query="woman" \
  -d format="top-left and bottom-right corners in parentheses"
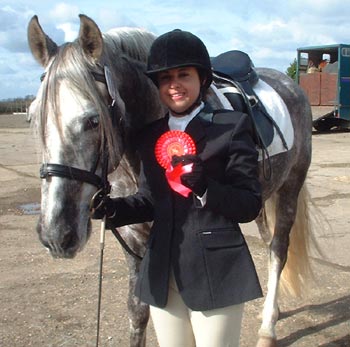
top-left (92, 29), bottom-right (262, 347)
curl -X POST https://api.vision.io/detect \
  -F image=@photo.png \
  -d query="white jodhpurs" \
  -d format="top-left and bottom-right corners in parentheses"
top-left (150, 272), bottom-right (244, 347)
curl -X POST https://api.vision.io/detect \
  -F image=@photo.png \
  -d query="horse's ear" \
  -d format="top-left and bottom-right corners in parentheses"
top-left (78, 14), bottom-right (103, 62)
top-left (27, 15), bottom-right (58, 67)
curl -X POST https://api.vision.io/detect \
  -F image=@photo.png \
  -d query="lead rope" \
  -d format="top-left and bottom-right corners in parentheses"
top-left (95, 138), bottom-right (110, 347)
top-left (96, 216), bottom-right (106, 347)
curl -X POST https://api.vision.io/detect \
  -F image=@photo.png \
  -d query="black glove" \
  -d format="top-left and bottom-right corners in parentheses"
top-left (171, 154), bottom-right (207, 197)
top-left (90, 189), bottom-right (115, 219)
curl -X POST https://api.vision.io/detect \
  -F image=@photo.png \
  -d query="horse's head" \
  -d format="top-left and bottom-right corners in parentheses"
top-left (28, 15), bottom-right (160, 258)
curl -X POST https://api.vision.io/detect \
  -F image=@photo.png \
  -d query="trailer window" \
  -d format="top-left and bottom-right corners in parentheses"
top-left (300, 53), bottom-right (308, 66)
top-left (341, 47), bottom-right (350, 57)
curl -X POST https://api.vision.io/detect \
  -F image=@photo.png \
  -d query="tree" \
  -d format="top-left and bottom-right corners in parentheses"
top-left (286, 58), bottom-right (297, 81)
top-left (0, 96), bottom-right (35, 114)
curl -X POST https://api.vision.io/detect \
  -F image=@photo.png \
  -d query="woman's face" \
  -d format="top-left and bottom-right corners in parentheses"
top-left (157, 67), bottom-right (201, 116)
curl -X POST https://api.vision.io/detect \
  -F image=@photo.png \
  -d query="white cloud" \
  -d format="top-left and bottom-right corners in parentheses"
top-left (46, 3), bottom-right (80, 42)
top-left (49, 3), bottom-right (79, 22)
top-left (0, 5), bottom-right (32, 53)
top-left (250, 20), bottom-right (287, 34)
top-left (56, 22), bottom-right (78, 42)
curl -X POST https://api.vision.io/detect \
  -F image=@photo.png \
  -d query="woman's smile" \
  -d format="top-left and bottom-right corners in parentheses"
top-left (170, 92), bottom-right (185, 101)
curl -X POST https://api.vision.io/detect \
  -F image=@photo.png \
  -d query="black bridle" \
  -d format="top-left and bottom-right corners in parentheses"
top-left (39, 69), bottom-right (142, 260)
top-left (40, 163), bottom-right (105, 189)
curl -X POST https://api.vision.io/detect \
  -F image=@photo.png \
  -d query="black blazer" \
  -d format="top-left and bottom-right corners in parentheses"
top-left (111, 107), bottom-right (263, 311)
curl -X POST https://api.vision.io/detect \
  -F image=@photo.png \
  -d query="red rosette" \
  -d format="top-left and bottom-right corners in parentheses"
top-left (155, 130), bottom-right (196, 169)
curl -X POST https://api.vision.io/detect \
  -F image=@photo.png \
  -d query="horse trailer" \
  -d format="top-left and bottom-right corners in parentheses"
top-left (297, 44), bottom-right (350, 131)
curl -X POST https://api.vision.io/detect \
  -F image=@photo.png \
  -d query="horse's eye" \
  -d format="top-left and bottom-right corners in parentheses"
top-left (84, 115), bottom-right (100, 130)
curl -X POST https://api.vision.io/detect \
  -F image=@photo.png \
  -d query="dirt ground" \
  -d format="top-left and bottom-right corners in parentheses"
top-left (0, 113), bottom-right (349, 347)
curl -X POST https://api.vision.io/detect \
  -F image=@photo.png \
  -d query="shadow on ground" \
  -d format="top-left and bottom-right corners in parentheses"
top-left (278, 295), bottom-right (350, 346)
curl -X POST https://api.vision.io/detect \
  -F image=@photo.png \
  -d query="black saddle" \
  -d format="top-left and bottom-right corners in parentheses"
top-left (212, 50), bottom-right (259, 85)
top-left (211, 50), bottom-right (277, 149)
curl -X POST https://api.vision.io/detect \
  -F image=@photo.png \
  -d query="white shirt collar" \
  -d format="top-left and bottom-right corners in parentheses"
top-left (168, 103), bottom-right (204, 131)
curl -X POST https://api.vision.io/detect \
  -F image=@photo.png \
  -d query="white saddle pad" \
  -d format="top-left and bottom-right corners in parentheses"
top-left (211, 80), bottom-right (294, 160)
top-left (253, 79), bottom-right (294, 160)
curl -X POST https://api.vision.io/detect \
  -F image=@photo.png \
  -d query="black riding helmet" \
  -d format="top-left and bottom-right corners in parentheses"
top-left (146, 29), bottom-right (213, 89)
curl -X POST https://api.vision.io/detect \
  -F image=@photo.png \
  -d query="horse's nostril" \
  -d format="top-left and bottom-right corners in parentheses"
top-left (61, 231), bottom-right (78, 250)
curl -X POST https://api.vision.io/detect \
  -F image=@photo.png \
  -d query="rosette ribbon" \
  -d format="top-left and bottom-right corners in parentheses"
top-left (155, 130), bottom-right (196, 197)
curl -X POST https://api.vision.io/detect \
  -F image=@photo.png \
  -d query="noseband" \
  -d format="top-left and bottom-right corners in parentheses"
top-left (39, 161), bottom-right (105, 189)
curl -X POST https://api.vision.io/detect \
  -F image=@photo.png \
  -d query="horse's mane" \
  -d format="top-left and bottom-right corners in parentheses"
top-left (34, 27), bottom-right (156, 166)
top-left (103, 27), bottom-right (155, 62)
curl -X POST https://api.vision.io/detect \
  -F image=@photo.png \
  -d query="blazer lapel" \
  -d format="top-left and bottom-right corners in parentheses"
top-left (185, 113), bottom-right (211, 156)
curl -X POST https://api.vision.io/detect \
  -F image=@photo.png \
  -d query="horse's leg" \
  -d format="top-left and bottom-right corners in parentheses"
top-left (127, 255), bottom-right (149, 347)
top-left (255, 205), bottom-right (273, 245)
top-left (257, 185), bottom-right (305, 347)
top-left (119, 224), bottom-right (150, 347)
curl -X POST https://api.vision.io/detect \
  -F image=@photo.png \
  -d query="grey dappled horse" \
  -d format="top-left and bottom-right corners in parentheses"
top-left (28, 14), bottom-right (313, 347)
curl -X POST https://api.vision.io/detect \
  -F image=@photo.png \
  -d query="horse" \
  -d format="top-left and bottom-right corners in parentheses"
top-left (27, 14), bottom-right (313, 347)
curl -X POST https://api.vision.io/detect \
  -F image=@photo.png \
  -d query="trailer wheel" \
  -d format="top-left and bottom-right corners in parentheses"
top-left (313, 112), bottom-right (336, 132)
top-left (313, 119), bottom-right (332, 131)
top-left (312, 111), bottom-right (350, 132)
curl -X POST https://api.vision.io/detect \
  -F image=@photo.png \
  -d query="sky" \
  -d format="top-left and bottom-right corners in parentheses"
top-left (0, 0), bottom-right (349, 100)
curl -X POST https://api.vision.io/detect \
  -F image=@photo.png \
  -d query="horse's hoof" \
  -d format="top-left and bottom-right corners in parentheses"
top-left (256, 336), bottom-right (278, 347)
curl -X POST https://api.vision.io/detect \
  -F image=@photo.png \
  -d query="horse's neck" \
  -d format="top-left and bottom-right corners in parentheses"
top-left (117, 59), bottom-right (163, 127)
top-left (109, 155), bottom-right (139, 196)
top-left (109, 58), bottom-right (163, 175)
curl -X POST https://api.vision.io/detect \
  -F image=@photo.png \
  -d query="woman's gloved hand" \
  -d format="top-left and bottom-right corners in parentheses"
top-left (171, 154), bottom-right (207, 197)
top-left (90, 189), bottom-right (116, 219)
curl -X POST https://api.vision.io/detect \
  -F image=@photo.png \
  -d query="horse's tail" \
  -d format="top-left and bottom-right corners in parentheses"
top-left (281, 184), bottom-right (314, 296)
top-left (264, 184), bottom-right (315, 297)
